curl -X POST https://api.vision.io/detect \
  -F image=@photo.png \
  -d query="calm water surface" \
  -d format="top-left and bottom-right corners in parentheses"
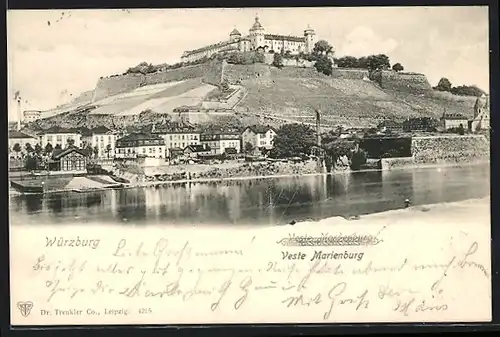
top-left (9, 164), bottom-right (490, 226)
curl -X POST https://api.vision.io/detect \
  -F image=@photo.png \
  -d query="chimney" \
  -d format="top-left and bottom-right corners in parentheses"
top-left (315, 109), bottom-right (321, 147)
top-left (17, 97), bottom-right (22, 131)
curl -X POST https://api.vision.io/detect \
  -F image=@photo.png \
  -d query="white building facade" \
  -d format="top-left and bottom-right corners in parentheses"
top-left (154, 127), bottom-right (201, 158)
top-left (39, 128), bottom-right (83, 149)
top-left (115, 133), bottom-right (166, 159)
top-left (181, 17), bottom-right (317, 62)
top-left (200, 132), bottom-right (241, 155)
top-left (241, 125), bottom-right (276, 151)
top-left (82, 127), bottom-right (117, 158)
top-left (23, 110), bottom-right (42, 123)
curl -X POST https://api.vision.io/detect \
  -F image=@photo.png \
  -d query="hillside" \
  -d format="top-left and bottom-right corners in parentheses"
top-left (229, 66), bottom-right (477, 128)
top-left (32, 59), bottom-right (481, 130)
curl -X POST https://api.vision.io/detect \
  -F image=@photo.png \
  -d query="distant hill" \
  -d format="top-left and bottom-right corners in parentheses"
top-left (32, 58), bottom-right (481, 131)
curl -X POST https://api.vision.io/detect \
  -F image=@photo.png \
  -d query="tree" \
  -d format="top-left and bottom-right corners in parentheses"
top-left (25, 143), bottom-right (34, 154)
top-left (84, 143), bottom-right (94, 158)
top-left (105, 144), bottom-right (112, 158)
top-left (450, 85), bottom-right (486, 97)
top-left (13, 143), bottom-right (21, 157)
top-left (66, 138), bottom-right (75, 148)
top-left (272, 53), bottom-right (284, 69)
top-left (435, 78), bottom-right (452, 92)
top-left (312, 40), bottom-right (334, 58)
top-left (322, 137), bottom-right (355, 172)
top-left (366, 54), bottom-right (391, 71)
top-left (392, 63), bottom-right (404, 72)
top-left (335, 56), bottom-right (358, 68)
top-left (314, 56), bottom-right (333, 76)
top-left (93, 145), bottom-right (99, 158)
top-left (244, 141), bottom-right (255, 154)
top-left (457, 123), bottom-right (465, 135)
top-left (44, 142), bottom-right (53, 155)
top-left (270, 124), bottom-right (316, 159)
top-left (34, 143), bottom-right (43, 155)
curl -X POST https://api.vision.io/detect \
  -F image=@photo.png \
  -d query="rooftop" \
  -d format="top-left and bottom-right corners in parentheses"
top-left (117, 132), bottom-right (164, 142)
top-left (52, 147), bottom-right (88, 160)
top-left (250, 16), bottom-right (264, 31)
top-left (40, 126), bottom-right (81, 134)
top-left (442, 113), bottom-right (469, 120)
top-left (244, 125), bottom-right (276, 134)
top-left (264, 34), bottom-right (306, 43)
top-left (185, 144), bottom-right (211, 152)
top-left (183, 39), bottom-right (238, 57)
top-left (230, 28), bottom-right (241, 36)
top-left (9, 131), bottom-right (38, 139)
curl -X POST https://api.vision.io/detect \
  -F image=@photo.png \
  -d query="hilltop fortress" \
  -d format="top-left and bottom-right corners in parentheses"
top-left (181, 16), bottom-right (318, 63)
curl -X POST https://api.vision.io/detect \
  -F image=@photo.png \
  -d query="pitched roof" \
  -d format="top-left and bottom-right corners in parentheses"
top-left (244, 125), bottom-right (276, 134)
top-left (41, 126), bottom-right (80, 134)
top-left (52, 147), bottom-right (87, 159)
top-left (184, 144), bottom-right (212, 152)
top-left (9, 131), bottom-right (38, 139)
top-left (264, 34), bottom-right (306, 43)
top-left (117, 132), bottom-right (164, 142)
top-left (230, 28), bottom-right (241, 36)
top-left (442, 113), bottom-right (468, 120)
top-left (184, 40), bottom-right (239, 57)
top-left (91, 126), bottom-right (112, 134)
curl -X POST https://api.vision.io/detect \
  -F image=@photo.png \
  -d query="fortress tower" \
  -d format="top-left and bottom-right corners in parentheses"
top-left (249, 16), bottom-right (265, 50)
top-left (304, 25), bottom-right (317, 54)
top-left (229, 28), bottom-right (241, 42)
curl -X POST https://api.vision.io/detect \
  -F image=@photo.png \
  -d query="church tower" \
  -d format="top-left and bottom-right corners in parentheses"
top-left (304, 25), bottom-right (317, 54)
top-left (249, 16), bottom-right (265, 50)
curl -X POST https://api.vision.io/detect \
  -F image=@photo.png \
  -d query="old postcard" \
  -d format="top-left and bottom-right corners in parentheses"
top-left (7, 7), bottom-right (491, 326)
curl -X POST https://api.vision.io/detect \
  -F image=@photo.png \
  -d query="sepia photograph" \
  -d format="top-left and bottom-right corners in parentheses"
top-left (7, 6), bottom-right (492, 326)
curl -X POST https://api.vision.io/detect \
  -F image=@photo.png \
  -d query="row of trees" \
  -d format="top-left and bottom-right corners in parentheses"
top-left (9, 141), bottom-right (113, 159)
top-left (268, 124), bottom-right (368, 171)
top-left (434, 78), bottom-right (486, 97)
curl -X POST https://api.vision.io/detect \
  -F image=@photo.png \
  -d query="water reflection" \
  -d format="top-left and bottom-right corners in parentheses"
top-left (9, 165), bottom-right (490, 226)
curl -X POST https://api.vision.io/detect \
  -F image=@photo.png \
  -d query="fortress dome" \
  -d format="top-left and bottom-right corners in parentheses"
top-left (250, 16), bottom-right (264, 31)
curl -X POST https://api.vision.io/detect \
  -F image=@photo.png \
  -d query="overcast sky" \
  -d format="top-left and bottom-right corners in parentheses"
top-left (7, 6), bottom-right (489, 120)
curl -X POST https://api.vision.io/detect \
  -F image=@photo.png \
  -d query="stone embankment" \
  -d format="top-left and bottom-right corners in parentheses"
top-left (381, 134), bottom-right (490, 170)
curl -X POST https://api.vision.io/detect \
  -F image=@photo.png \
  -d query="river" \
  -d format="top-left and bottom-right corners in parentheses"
top-left (9, 164), bottom-right (490, 227)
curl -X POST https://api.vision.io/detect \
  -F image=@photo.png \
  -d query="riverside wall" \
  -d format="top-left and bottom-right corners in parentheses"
top-left (381, 134), bottom-right (490, 170)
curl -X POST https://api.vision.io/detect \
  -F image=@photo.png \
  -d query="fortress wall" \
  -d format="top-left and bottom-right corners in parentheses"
top-left (331, 68), bottom-right (369, 80)
top-left (380, 71), bottom-right (432, 93)
top-left (93, 60), bottom-right (223, 102)
top-left (201, 59), bottom-right (224, 86)
top-left (222, 63), bottom-right (271, 83)
top-left (94, 74), bottom-right (145, 101)
top-left (144, 63), bottom-right (210, 86)
top-left (270, 66), bottom-right (320, 78)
